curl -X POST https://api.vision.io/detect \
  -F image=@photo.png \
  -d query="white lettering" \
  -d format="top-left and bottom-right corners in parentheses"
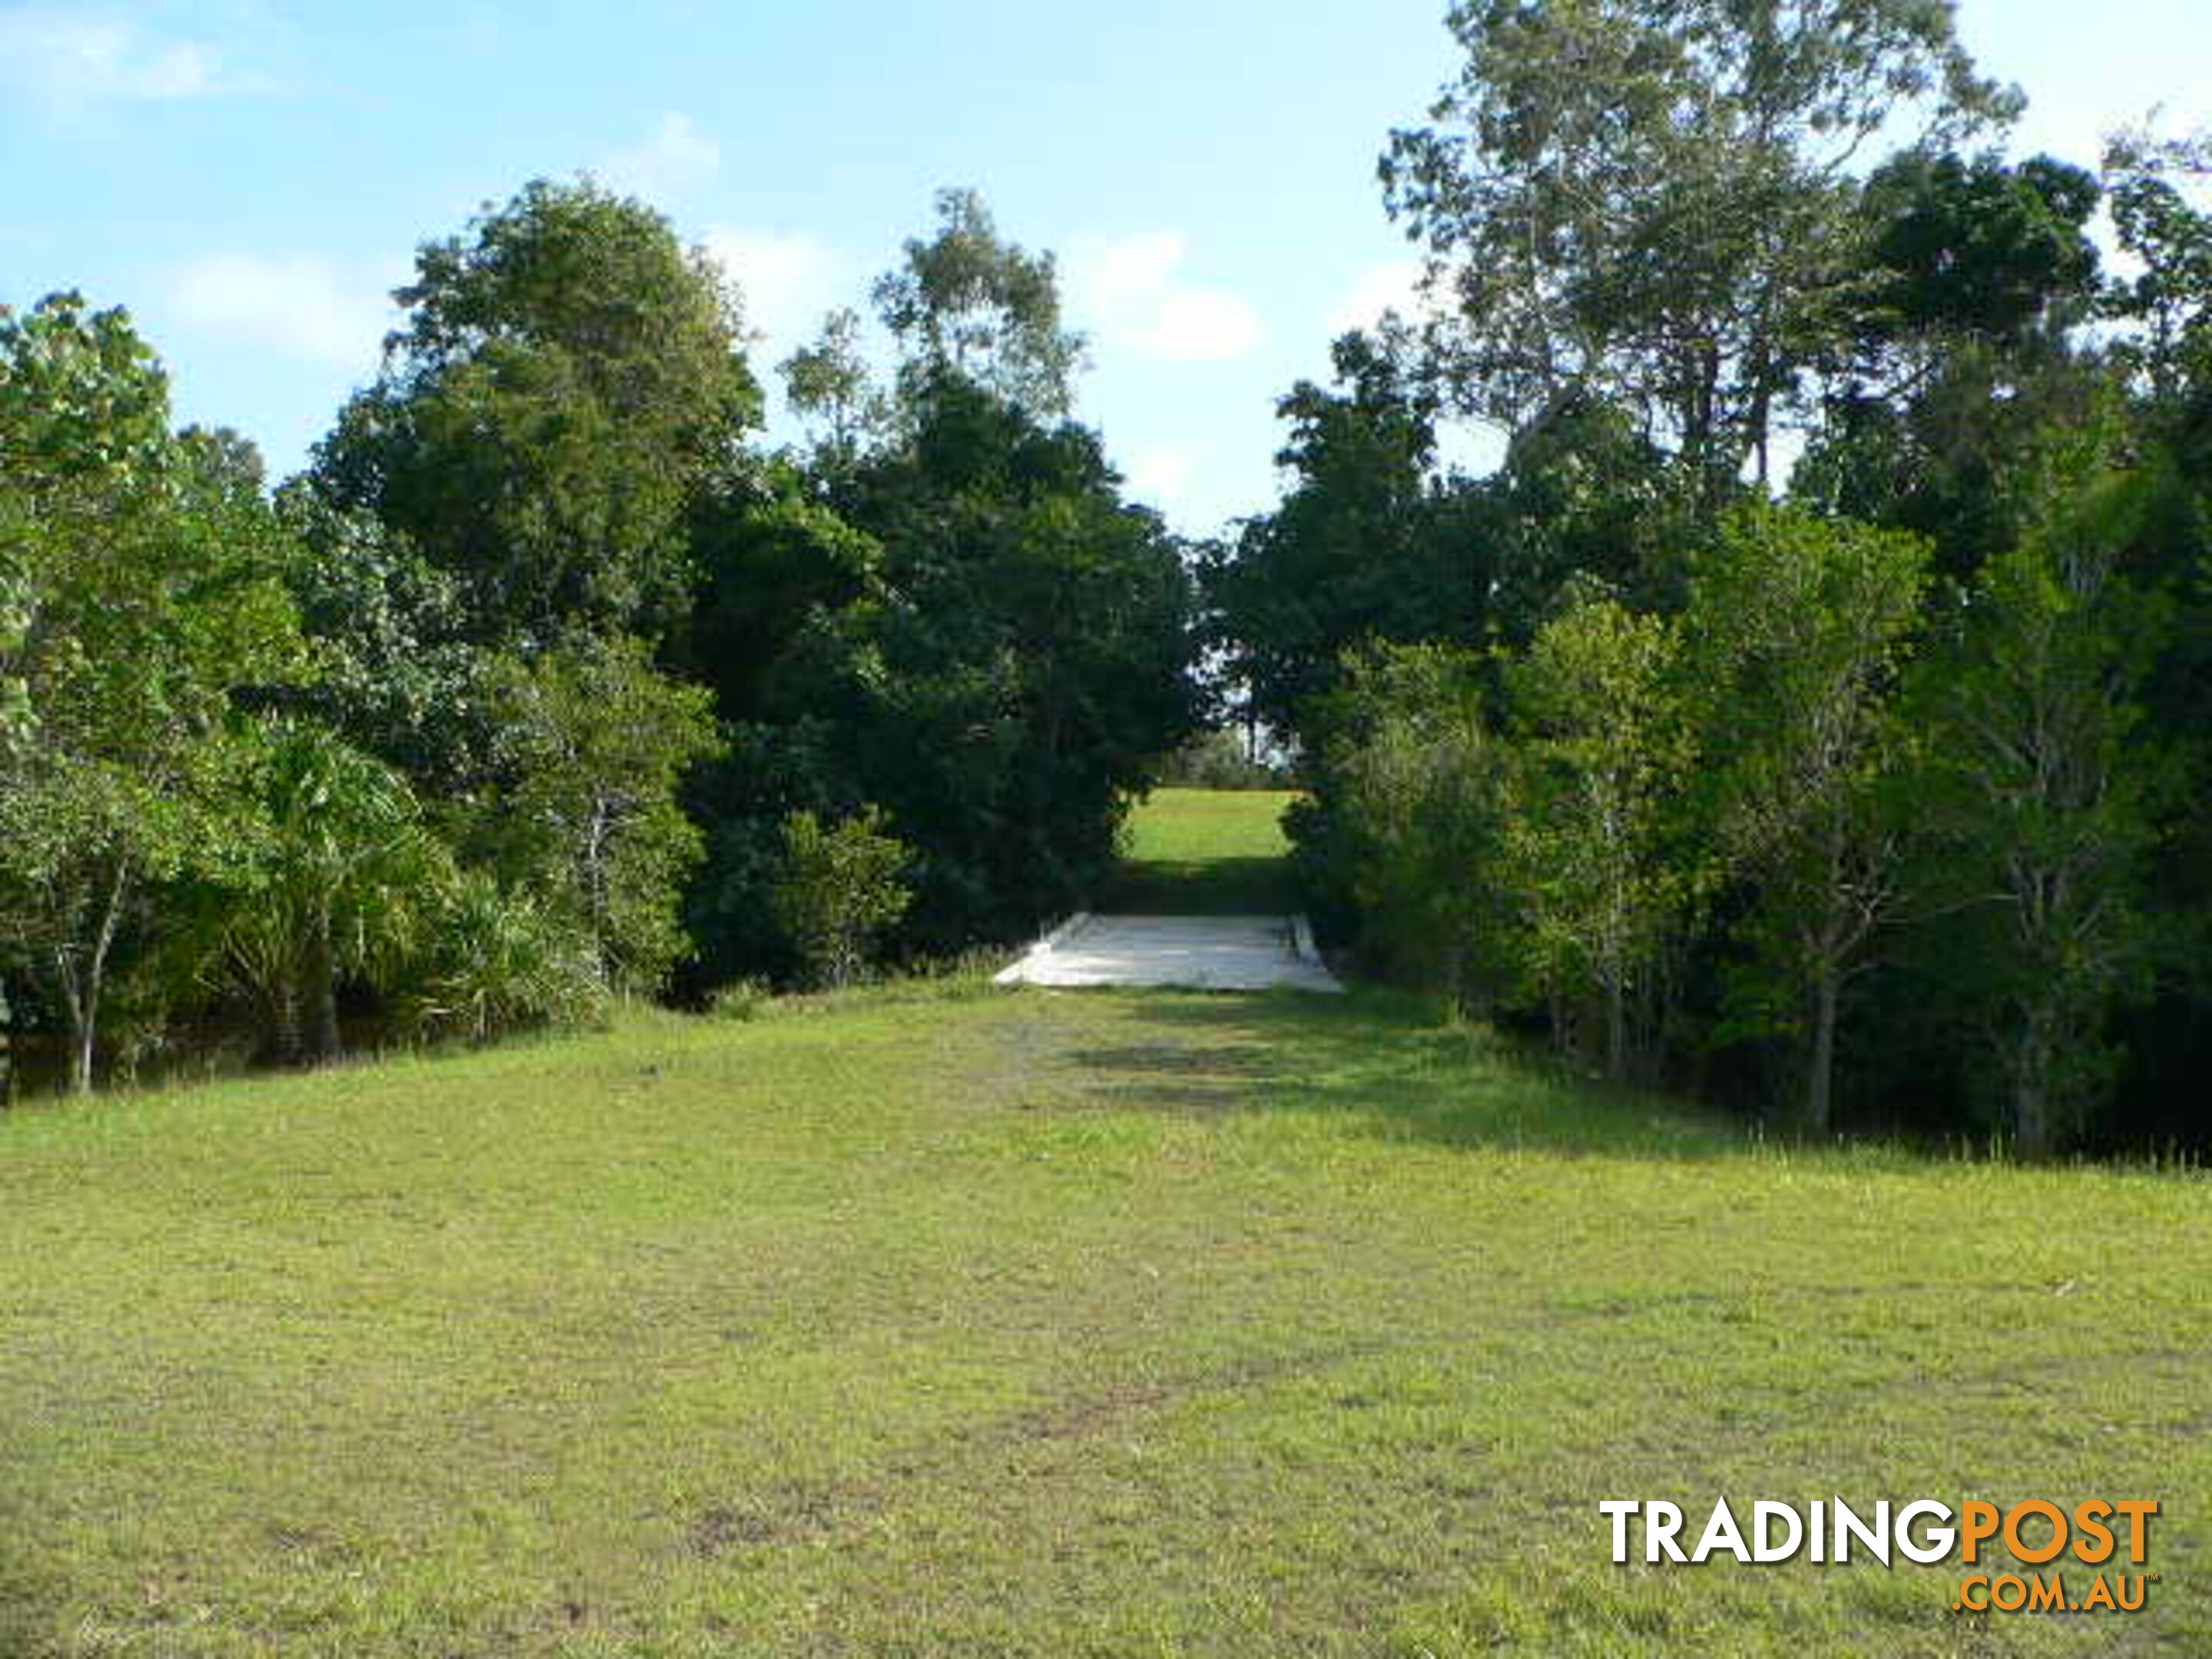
top-left (1753, 1501), bottom-right (1804, 1562)
top-left (1693, 1497), bottom-right (1750, 1563)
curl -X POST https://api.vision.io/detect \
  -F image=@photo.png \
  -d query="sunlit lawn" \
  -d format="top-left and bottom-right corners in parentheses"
top-left (1108, 786), bottom-right (1299, 912)
top-left (2, 790), bottom-right (2207, 1655)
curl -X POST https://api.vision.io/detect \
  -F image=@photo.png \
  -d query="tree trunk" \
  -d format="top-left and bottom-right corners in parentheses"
top-left (1604, 968), bottom-right (1628, 1082)
top-left (1806, 967), bottom-right (1838, 1135)
top-left (305, 901), bottom-right (343, 1064)
top-left (2015, 1076), bottom-right (2049, 1161)
top-left (61, 859), bottom-right (130, 1095)
top-left (2014, 1016), bottom-right (2052, 1161)
top-left (270, 969), bottom-right (303, 1068)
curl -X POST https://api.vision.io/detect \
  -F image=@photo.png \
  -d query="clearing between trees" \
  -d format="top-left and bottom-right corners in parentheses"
top-left (0, 791), bottom-right (2204, 1656)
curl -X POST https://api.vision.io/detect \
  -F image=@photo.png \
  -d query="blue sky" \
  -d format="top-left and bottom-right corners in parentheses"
top-left (4, 1), bottom-right (2205, 535)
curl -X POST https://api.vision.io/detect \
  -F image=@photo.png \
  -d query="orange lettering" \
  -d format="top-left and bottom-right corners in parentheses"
top-left (2072, 1499), bottom-right (2114, 1564)
top-left (2004, 1500), bottom-right (2068, 1566)
top-left (2113, 1501), bottom-right (2157, 1565)
top-left (1960, 1501), bottom-right (2000, 1565)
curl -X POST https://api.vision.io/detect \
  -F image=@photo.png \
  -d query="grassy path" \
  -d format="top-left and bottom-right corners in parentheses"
top-left (1103, 786), bottom-right (1300, 912)
top-left (1, 793), bottom-right (2207, 1655)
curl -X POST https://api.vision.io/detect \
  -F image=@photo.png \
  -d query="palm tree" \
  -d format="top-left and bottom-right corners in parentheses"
top-left (203, 717), bottom-right (437, 1065)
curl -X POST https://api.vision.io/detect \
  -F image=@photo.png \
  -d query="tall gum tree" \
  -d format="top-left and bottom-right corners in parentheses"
top-left (1382, 0), bottom-right (2018, 500)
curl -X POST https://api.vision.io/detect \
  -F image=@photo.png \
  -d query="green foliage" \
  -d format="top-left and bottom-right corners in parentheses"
top-left (1310, 645), bottom-right (1518, 1006)
top-left (2102, 127), bottom-right (2212, 402)
top-left (313, 178), bottom-right (761, 646)
top-left (687, 366), bottom-right (1197, 980)
top-left (706, 978), bottom-right (773, 1022)
top-left (475, 636), bottom-right (722, 996)
top-left (780, 305), bottom-right (891, 468)
top-left (671, 458), bottom-right (881, 724)
top-left (871, 187), bottom-right (1085, 422)
top-left (2, 193), bottom-right (1195, 1088)
top-left (1152, 727), bottom-right (1289, 791)
top-left (0, 295), bottom-right (306, 1091)
top-left (1382, 0), bottom-right (2015, 492)
top-left (772, 806), bottom-right (913, 989)
top-left (1858, 150), bottom-right (2102, 347)
top-left (1204, 332), bottom-right (1492, 742)
top-left (399, 869), bottom-right (608, 1043)
top-left (1684, 505), bottom-right (1932, 1128)
top-left (1505, 591), bottom-right (1702, 1081)
top-left (1912, 417), bottom-right (2173, 1152)
top-left (189, 716), bottom-right (442, 1066)
top-left (272, 485), bottom-right (498, 794)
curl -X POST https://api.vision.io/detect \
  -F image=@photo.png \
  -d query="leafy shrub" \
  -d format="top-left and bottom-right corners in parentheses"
top-left (772, 806), bottom-right (913, 989)
top-left (400, 873), bottom-right (606, 1042)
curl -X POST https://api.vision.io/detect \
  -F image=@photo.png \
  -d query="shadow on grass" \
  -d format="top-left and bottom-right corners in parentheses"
top-left (1099, 855), bottom-right (1296, 916)
top-left (1064, 988), bottom-right (1758, 1163)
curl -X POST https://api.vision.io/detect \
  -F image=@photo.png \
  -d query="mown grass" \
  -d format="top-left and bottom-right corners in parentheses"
top-left (3, 988), bottom-right (2206, 1655)
top-left (1106, 786), bottom-right (1300, 912)
top-left (2, 790), bottom-right (2207, 1655)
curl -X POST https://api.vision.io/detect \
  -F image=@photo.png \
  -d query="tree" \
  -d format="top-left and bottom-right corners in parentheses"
top-left (836, 375), bottom-right (1199, 942)
top-left (1686, 505), bottom-right (1931, 1131)
top-left (193, 717), bottom-right (440, 1066)
top-left (0, 296), bottom-right (303, 1092)
top-left (1505, 588), bottom-right (1700, 1080)
top-left (2103, 127), bottom-right (2212, 406)
top-left (1919, 423), bottom-right (2171, 1154)
top-left (1789, 150), bottom-right (2107, 584)
top-left (1307, 644), bottom-right (1518, 1006)
top-left (1856, 151), bottom-right (2101, 353)
top-left (772, 806), bottom-right (913, 989)
top-left (1204, 331), bottom-right (1492, 745)
top-left (313, 178), bottom-right (761, 646)
top-left (671, 459), bottom-right (882, 725)
top-left (273, 485), bottom-right (498, 796)
top-left (401, 870), bottom-right (605, 1044)
top-left (1382, 0), bottom-right (2016, 496)
top-left (781, 306), bottom-right (890, 469)
top-left (476, 637), bottom-right (722, 995)
top-left (872, 188), bottom-right (1086, 422)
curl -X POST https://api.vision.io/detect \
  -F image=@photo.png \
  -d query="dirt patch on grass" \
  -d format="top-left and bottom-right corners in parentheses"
top-left (688, 1481), bottom-right (843, 1557)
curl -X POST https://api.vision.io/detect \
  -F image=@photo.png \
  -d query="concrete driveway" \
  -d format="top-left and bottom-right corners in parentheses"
top-left (994, 912), bottom-right (1343, 993)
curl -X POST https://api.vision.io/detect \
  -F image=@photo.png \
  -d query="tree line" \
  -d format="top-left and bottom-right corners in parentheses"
top-left (1205, 0), bottom-right (2211, 1155)
top-left (1, 184), bottom-right (1200, 1096)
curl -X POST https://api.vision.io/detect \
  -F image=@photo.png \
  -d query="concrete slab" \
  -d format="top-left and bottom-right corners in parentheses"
top-left (995, 913), bottom-right (1343, 993)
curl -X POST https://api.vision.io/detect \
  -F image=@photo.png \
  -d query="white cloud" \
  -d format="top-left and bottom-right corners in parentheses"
top-left (601, 112), bottom-right (721, 202)
top-left (1068, 232), bottom-right (1263, 364)
top-left (700, 228), bottom-right (850, 356)
top-left (1329, 258), bottom-right (1436, 335)
top-left (0, 12), bottom-right (231, 108)
top-left (1124, 442), bottom-right (1200, 508)
top-left (172, 253), bottom-right (402, 370)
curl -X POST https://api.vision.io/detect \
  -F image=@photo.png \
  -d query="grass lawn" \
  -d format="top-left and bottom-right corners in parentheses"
top-left (1105, 786), bottom-right (1300, 912)
top-left (2, 792), bottom-right (2207, 1655)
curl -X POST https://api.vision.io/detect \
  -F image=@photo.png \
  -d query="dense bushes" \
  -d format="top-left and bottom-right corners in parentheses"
top-left (1210, 100), bottom-right (2212, 1154)
top-left (0, 181), bottom-right (1196, 1093)
top-left (1189, 6), bottom-right (2212, 1155)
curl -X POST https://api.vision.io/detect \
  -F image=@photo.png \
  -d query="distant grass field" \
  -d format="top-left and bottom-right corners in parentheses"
top-left (1107, 786), bottom-right (1299, 912)
top-left (2, 791), bottom-right (2207, 1656)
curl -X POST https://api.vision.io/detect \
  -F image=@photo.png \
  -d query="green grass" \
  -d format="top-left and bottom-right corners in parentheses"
top-left (1106, 786), bottom-right (1300, 912)
top-left (2, 792), bottom-right (2208, 1655)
